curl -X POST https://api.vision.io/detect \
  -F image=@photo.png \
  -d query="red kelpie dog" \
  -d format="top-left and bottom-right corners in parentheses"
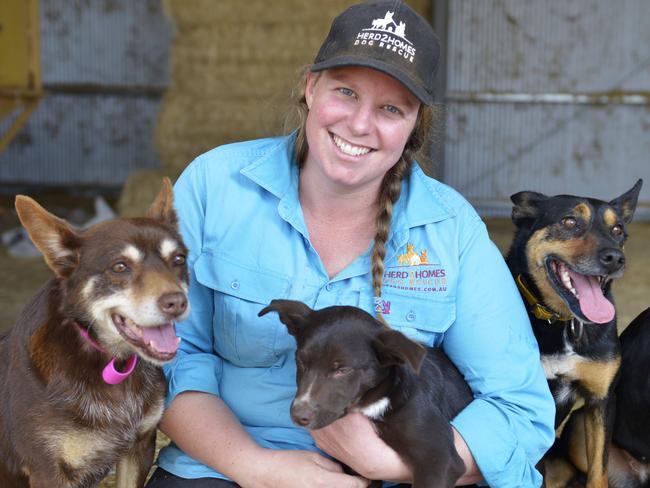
top-left (505, 180), bottom-right (643, 488)
top-left (259, 300), bottom-right (472, 488)
top-left (0, 179), bottom-right (189, 488)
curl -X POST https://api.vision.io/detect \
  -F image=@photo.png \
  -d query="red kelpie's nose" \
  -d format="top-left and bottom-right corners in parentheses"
top-left (158, 292), bottom-right (188, 317)
top-left (291, 404), bottom-right (315, 427)
top-left (599, 248), bottom-right (625, 272)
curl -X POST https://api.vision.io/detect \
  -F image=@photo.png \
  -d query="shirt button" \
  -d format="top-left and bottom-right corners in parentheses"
top-left (231, 280), bottom-right (240, 290)
top-left (406, 311), bottom-right (416, 321)
top-left (325, 283), bottom-right (333, 291)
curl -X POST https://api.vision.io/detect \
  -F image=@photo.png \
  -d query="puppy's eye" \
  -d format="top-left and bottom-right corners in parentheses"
top-left (332, 366), bottom-right (353, 378)
top-left (561, 217), bottom-right (577, 229)
top-left (296, 359), bottom-right (305, 371)
top-left (611, 225), bottom-right (624, 237)
top-left (172, 254), bottom-right (186, 266)
top-left (111, 262), bottom-right (129, 273)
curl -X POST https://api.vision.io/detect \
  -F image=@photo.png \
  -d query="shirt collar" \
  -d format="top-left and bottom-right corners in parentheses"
top-left (240, 132), bottom-right (454, 230)
top-left (240, 133), bottom-right (298, 200)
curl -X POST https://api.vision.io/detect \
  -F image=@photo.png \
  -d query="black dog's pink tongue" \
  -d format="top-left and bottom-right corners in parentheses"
top-left (142, 323), bottom-right (180, 353)
top-left (568, 270), bottom-right (615, 324)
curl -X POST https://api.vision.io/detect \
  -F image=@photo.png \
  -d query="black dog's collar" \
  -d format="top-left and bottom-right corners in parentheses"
top-left (515, 274), bottom-right (574, 324)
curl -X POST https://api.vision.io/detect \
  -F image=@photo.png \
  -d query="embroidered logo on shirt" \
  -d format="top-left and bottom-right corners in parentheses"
top-left (396, 244), bottom-right (428, 266)
top-left (354, 10), bottom-right (416, 63)
top-left (384, 243), bottom-right (447, 293)
top-left (374, 297), bottom-right (391, 315)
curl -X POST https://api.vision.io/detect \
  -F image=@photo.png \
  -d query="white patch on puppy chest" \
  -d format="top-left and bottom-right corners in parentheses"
top-left (357, 397), bottom-right (391, 420)
top-left (123, 244), bottom-right (143, 263)
top-left (159, 238), bottom-right (178, 260)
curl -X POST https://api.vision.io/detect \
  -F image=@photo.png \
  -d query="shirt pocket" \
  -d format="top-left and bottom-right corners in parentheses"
top-left (365, 289), bottom-right (456, 347)
top-left (194, 251), bottom-right (291, 368)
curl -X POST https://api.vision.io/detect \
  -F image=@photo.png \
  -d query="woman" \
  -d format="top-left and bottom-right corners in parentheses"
top-left (147, 1), bottom-right (555, 487)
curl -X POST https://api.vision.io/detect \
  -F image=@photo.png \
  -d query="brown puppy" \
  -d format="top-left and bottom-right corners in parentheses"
top-left (0, 179), bottom-right (189, 488)
top-left (259, 299), bottom-right (472, 488)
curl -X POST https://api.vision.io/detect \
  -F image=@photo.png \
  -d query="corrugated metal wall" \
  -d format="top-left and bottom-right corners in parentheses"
top-left (0, 0), bottom-right (172, 189)
top-left (442, 0), bottom-right (650, 219)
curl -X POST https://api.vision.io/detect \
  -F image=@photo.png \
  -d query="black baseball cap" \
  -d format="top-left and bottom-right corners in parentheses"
top-left (312, 0), bottom-right (440, 105)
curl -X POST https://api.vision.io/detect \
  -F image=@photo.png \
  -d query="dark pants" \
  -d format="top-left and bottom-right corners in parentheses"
top-left (144, 467), bottom-right (469, 487)
top-left (145, 468), bottom-right (240, 487)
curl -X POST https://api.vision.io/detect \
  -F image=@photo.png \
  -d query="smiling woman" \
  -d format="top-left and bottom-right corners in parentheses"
top-left (146, 2), bottom-right (555, 488)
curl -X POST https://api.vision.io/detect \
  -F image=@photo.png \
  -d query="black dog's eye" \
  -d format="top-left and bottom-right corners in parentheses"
top-left (111, 262), bottom-right (129, 273)
top-left (611, 225), bottom-right (624, 237)
top-left (561, 217), bottom-right (577, 229)
top-left (332, 366), bottom-right (353, 378)
top-left (172, 254), bottom-right (186, 266)
top-left (296, 359), bottom-right (305, 371)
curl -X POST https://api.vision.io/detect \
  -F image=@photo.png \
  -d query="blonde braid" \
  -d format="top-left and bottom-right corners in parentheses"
top-left (371, 105), bottom-right (435, 324)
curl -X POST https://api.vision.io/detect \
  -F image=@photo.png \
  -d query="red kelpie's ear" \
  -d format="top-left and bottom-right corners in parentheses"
top-left (373, 327), bottom-right (426, 374)
top-left (609, 179), bottom-right (643, 224)
top-left (258, 299), bottom-right (313, 336)
top-left (147, 177), bottom-right (178, 228)
top-left (510, 191), bottom-right (548, 227)
top-left (15, 196), bottom-right (81, 277)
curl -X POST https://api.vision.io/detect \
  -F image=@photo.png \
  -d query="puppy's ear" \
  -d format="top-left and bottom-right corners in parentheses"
top-left (15, 196), bottom-right (81, 277)
top-left (610, 179), bottom-right (643, 224)
top-left (510, 191), bottom-right (548, 227)
top-left (373, 327), bottom-right (426, 374)
top-left (147, 177), bottom-right (178, 228)
top-left (258, 299), bottom-right (313, 336)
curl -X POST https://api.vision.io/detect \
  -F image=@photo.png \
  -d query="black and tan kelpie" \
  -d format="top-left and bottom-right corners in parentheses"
top-left (609, 307), bottom-right (650, 487)
top-left (505, 179), bottom-right (643, 488)
top-left (547, 307), bottom-right (650, 488)
top-left (259, 299), bottom-right (473, 488)
top-left (0, 179), bottom-right (189, 488)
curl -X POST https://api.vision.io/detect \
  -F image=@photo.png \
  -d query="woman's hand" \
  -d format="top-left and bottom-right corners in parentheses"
top-left (242, 448), bottom-right (370, 488)
top-left (311, 412), bottom-right (412, 482)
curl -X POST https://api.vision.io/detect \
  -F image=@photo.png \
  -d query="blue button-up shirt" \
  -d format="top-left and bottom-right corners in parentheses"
top-left (158, 134), bottom-right (555, 487)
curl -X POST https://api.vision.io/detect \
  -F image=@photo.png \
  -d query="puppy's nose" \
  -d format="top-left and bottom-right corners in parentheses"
top-left (291, 404), bottom-right (315, 427)
top-left (158, 292), bottom-right (188, 317)
top-left (599, 248), bottom-right (625, 272)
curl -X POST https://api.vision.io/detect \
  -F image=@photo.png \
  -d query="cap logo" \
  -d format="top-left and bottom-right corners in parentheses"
top-left (354, 10), bottom-right (416, 63)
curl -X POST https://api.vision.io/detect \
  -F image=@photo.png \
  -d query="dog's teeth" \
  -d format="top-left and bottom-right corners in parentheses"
top-left (560, 268), bottom-right (579, 297)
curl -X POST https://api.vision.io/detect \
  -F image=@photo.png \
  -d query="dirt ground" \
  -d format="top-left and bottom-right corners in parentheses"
top-left (0, 216), bottom-right (648, 487)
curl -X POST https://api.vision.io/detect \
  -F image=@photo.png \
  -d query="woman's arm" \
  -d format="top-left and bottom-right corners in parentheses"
top-left (161, 391), bottom-right (370, 488)
top-left (444, 215), bottom-right (555, 487)
top-left (312, 414), bottom-right (482, 485)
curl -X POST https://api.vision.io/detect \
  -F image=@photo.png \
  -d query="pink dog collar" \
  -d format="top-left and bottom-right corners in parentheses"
top-left (77, 325), bottom-right (138, 385)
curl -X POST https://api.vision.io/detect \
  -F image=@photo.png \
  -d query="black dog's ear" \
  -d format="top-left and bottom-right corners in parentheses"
top-left (609, 179), bottom-right (643, 224)
top-left (510, 191), bottom-right (548, 227)
top-left (258, 299), bottom-right (313, 336)
top-left (373, 327), bottom-right (426, 374)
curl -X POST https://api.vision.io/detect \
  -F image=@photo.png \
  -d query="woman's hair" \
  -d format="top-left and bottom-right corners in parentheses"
top-left (286, 66), bottom-right (439, 323)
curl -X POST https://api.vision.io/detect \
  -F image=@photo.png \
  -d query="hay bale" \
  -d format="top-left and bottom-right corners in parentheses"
top-left (156, 0), bottom-right (432, 179)
top-left (117, 169), bottom-right (173, 218)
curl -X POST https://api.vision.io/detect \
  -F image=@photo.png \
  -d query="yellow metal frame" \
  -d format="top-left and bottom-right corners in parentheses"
top-left (0, 0), bottom-right (42, 153)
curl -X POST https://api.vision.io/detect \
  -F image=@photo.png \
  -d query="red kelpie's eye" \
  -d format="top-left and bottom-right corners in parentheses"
top-left (111, 262), bottom-right (129, 273)
top-left (561, 217), bottom-right (577, 229)
top-left (611, 225), bottom-right (624, 237)
top-left (172, 254), bottom-right (186, 266)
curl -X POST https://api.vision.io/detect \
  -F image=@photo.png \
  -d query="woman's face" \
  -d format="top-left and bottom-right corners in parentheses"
top-left (303, 66), bottom-right (420, 193)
